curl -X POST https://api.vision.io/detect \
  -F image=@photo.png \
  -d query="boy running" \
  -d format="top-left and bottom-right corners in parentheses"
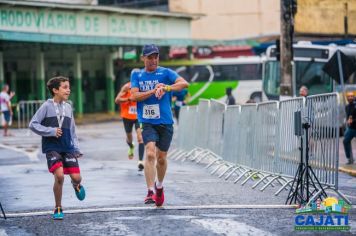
top-left (29, 76), bottom-right (85, 220)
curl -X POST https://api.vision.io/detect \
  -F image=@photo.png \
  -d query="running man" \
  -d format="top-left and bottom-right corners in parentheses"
top-left (115, 79), bottom-right (145, 171)
top-left (130, 44), bottom-right (189, 206)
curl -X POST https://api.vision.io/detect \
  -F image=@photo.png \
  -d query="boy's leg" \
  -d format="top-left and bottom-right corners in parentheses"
top-left (53, 167), bottom-right (65, 208)
top-left (69, 173), bottom-right (82, 187)
top-left (63, 152), bottom-right (85, 200)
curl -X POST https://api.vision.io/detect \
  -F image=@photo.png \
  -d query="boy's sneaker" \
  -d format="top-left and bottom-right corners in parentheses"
top-left (74, 184), bottom-right (86, 201)
top-left (138, 161), bottom-right (144, 171)
top-left (128, 145), bottom-right (134, 159)
top-left (153, 184), bottom-right (164, 207)
top-left (144, 190), bottom-right (155, 204)
top-left (53, 207), bottom-right (64, 220)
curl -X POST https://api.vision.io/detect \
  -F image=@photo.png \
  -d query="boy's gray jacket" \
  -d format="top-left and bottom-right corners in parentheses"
top-left (29, 99), bottom-right (80, 154)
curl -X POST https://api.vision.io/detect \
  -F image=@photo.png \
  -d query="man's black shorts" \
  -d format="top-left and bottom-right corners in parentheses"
top-left (123, 118), bottom-right (140, 133)
top-left (141, 123), bottom-right (173, 152)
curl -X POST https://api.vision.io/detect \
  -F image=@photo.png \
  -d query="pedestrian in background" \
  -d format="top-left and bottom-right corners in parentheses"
top-left (130, 44), bottom-right (189, 206)
top-left (299, 85), bottom-right (308, 97)
top-left (29, 76), bottom-right (86, 220)
top-left (343, 92), bottom-right (356, 165)
top-left (172, 88), bottom-right (190, 123)
top-left (0, 84), bottom-right (15, 136)
top-left (225, 87), bottom-right (236, 105)
top-left (115, 77), bottom-right (145, 171)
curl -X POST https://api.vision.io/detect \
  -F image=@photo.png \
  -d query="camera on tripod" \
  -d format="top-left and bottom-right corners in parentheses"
top-left (286, 110), bottom-right (327, 205)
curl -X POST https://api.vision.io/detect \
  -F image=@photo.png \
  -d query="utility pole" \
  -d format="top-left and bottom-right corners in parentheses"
top-left (280, 0), bottom-right (297, 96)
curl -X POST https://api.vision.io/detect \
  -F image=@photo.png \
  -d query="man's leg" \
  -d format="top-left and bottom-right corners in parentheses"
top-left (156, 148), bottom-right (167, 185)
top-left (343, 128), bottom-right (353, 164)
top-left (3, 122), bottom-right (8, 136)
top-left (144, 142), bottom-right (156, 189)
top-left (143, 141), bottom-right (156, 204)
top-left (153, 125), bottom-right (173, 206)
top-left (53, 167), bottom-right (64, 208)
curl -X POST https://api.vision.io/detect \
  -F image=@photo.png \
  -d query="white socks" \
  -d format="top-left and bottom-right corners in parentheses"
top-left (156, 181), bottom-right (163, 189)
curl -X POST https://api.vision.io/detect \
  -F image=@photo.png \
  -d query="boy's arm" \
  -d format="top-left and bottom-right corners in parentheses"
top-left (70, 110), bottom-right (82, 155)
top-left (29, 103), bottom-right (57, 137)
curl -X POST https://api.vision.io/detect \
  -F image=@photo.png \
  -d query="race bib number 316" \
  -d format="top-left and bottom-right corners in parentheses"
top-left (143, 104), bottom-right (160, 119)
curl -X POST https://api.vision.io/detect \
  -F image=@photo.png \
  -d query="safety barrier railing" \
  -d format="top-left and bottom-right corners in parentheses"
top-left (173, 93), bottom-right (350, 204)
top-left (17, 100), bottom-right (45, 129)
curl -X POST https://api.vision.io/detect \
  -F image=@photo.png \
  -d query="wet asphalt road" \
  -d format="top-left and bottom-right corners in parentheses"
top-left (0, 122), bottom-right (355, 235)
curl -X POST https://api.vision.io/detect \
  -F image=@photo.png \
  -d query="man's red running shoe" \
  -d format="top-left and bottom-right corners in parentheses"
top-left (144, 190), bottom-right (155, 204)
top-left (153, 185), bottom-right (164, 207)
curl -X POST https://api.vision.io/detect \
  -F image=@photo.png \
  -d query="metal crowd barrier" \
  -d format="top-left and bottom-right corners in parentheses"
top-left (17, 100), bottom-right (45, 129)
top-left (173, 93), bottom-right (350, 204)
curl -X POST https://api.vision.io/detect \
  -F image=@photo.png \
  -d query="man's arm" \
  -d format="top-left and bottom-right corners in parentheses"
top-left (165, 77), bottom-right (189, 92)
top-left (6, 100), bottom-right (12, 115)
top-left (114, 84), bottom-right (130, 104)
top-left (130, 87), bottom-right (156, 102)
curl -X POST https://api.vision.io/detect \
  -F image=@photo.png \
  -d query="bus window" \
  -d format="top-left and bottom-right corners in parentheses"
top-left (213, 64), bottom-right (261, 81)
top-left (295, 61), bottom-right (333, 95)
top-left (263, 61), bottom-right (280, 98)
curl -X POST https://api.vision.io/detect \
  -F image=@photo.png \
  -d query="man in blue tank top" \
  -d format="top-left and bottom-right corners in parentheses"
top-left (130, 44), bottom-right (189, 206)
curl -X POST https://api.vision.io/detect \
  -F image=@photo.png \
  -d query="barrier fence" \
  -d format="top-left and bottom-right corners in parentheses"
top-left (172, 93), bottom-right (350, 204)
top-left (17, 100), bottom-right (44, 129)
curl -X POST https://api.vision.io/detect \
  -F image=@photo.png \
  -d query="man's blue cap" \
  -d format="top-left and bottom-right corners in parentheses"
top-left (142, 44), bottom-right (159, 56)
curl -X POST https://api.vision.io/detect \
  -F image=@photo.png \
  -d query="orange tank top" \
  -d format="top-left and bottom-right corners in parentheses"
top-left (120, 89), bottom-right (137, 120)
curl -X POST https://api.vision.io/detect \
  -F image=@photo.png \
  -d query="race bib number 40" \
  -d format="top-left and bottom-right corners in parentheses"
top-left (129, 106), bottom-right (137, 115)
top-left (143, 104), bottom-right (160, 119)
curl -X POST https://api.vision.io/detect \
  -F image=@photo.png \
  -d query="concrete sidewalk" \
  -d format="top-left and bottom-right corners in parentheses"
top-left (339, 137), bottom-right (356, 177)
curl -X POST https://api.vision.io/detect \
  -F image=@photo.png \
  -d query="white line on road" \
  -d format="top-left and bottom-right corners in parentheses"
top-left (5, 204), bottom-right (298, 218)
top-left (0, 229), bottom-right (8, 236)
top-left (192, 218), bottom-right (275, 236)
top-left (0, 144), bottom-right (39, 162)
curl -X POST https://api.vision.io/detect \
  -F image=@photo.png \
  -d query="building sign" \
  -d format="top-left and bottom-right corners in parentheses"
top-left (0, 6), bottom-right (191, 43)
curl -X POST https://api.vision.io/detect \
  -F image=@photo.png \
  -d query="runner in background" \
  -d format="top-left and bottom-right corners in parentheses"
top-left (172, 88), bottom-right (190, 124)
top-left (115, 78), bottom-right (145, 171)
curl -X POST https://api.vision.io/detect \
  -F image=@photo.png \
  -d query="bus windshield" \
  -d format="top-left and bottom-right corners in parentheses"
top-left (263, 60), bottom-right (333, 98)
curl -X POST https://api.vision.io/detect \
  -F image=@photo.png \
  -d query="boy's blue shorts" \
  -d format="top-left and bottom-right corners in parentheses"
top-left (141, 123), bottom-right (173, 152)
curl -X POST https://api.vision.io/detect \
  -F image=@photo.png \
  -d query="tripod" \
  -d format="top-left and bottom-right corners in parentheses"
top-left (286, 122), bottom-right (327, 205)
top-left (0, 201), bottom-right (6, 219)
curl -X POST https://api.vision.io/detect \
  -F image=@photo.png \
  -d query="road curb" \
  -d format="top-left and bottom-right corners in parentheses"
top-left (339, 166), bottom-right (356, 177)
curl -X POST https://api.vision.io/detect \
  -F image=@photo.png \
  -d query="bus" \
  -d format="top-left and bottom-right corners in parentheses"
top-left (263, 41), bottom-right (356, 101)
top-left (118, 56), bottom-right (263, 105)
